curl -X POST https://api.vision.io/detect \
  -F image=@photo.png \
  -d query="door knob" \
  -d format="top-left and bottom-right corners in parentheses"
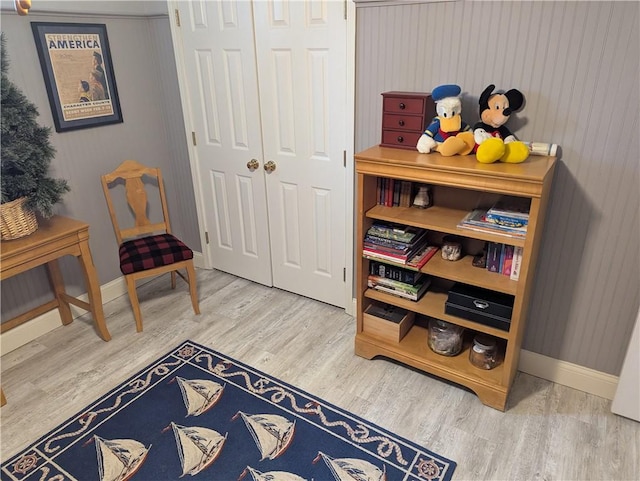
top-left (264, 161), bottom-right (276, 173)
top-left (247, 159), bottom-right (259, 171)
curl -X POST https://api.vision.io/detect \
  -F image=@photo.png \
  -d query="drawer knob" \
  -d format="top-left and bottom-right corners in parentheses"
top-left (398, 120), bottom-right (405, 126)
top-left (399, 102), bottom-right (406, 110)
top-left (396, 136), bottom-right (404, 143)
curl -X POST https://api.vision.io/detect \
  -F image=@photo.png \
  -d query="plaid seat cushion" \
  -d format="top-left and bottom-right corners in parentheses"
top-left (119, 233), bottom-right (193, 275)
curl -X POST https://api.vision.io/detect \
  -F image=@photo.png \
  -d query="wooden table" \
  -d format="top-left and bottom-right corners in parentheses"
top-left (1, 216), bottom-right (112, 405)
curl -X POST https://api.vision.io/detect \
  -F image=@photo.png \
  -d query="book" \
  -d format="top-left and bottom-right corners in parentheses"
top-left (485, 198), bottom-right (530, 228)
top-left (367, 221), bottom-right (424, 242)
top-left (400, 181), bottom-right (413, 207)
top-left (369, 260), bottom-right (424, 284)
top-left (405, 244), bottom-right (439, 270)
top-left (363, 244), bottom-right (438, 271)
top-left (458, 209), bottom-right (528, 238)
top-left (367, 275), bottom-right (431, 301)
top-left (502, 244), bottom-right (514, 276)
top-left (386, 179), bottom-right (394, 206)
top-left (367, 222), bottom-right (425, 243)
top-left (364, 229), bottom-right (428, 253)
top-left (486, 242), bottom-right (501, 273)
top-left (487, 197), bottom-right (530, 216)
top-left (485, 211), bottom-right (529, 228)
top-left (363, 248), bottom-right (410, 264)
top-left (365, 227), bottom-right (427, 249)
top-left (393, 180), bottom-right (401, 206)
top-left (510, 246), bottom-right (523, 281)
top-left (363, 235), bottom-right (429, 264)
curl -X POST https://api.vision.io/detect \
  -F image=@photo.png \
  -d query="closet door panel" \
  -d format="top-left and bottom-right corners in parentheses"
top-left (254, 0), bottom-right (347, 306)
top-left (176, 0), bottom-right (273, 285)
top-left (271, 50), bottom-right (296, 153)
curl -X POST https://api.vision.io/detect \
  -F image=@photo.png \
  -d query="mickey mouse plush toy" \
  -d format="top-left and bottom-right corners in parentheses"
top-left (473, 84), bottom-right (529, 163)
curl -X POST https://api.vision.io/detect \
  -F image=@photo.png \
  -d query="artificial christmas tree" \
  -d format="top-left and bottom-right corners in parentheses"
top-left (1, 33), bottom-right (69, 239)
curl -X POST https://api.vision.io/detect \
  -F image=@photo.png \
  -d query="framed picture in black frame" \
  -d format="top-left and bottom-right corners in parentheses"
top-left (31, 22), bottom-right (123, 132)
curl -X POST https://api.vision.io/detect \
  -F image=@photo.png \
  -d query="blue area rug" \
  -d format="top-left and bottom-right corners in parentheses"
top-left (2, 341), bottom-right (456, 481)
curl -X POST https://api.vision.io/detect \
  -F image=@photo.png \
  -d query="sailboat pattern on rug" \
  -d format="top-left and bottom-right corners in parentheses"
top-left (170, 423), bottom-right (226, 476)
top-left (94, 436), bottom-right (151, 481)
top-left (1, 341), bottom-right (456, 481)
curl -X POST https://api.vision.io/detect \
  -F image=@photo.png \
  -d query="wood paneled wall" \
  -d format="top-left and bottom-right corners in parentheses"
top-left (0, 6), bottom-right (200, 322)
top-left (354, 0), bottom-right (639, 375)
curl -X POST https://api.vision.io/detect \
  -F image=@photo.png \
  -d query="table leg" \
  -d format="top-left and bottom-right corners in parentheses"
top-left (46, 259), bottom-right (74, 325)
top-left (78, 240), bottom-right (111, 341)
top-left (1, 388), bottom-right (6, 407)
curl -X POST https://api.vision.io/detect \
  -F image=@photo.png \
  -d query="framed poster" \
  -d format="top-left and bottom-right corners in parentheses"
top-left (31, 22), bottom-right (123, 132)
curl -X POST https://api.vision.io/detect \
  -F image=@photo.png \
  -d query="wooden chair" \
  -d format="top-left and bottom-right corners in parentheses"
top-left (101, 160), bottom-right (200, 331)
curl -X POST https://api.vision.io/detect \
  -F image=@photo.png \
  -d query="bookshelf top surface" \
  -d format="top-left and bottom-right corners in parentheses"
top-left (355, 146), bottom-right (557, 185)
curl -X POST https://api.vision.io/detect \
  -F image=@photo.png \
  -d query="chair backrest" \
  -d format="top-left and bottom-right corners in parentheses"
top-left (101, 160), bottom-right (172, 245)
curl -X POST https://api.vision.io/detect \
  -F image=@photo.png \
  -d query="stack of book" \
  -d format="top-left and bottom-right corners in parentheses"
top-left (375, 179), bottom-right (433, 208)
top-left (363, 221), bottom-right (437, 269)
top-left (377, 178), bottom-right (414, 207)
top-left (458, 209), bottom-right (528, 238)
top-left (484, 198), bottom-right (530, 228)
top-left (485, 242), bottom-right (524, 281)
top-left (368, 260), bottom-right (432, 301)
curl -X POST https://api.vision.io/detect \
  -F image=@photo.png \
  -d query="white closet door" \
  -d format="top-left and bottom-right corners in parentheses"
top-left (611, 309), bottom-right (640, 422)
top-left (253, 0), bottom-right (348, 307)
top-left (176, 0), bottom-right (273, 285)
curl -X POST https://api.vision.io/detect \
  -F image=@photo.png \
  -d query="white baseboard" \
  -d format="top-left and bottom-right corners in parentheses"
top-left (519, 349), bottom-right (619, 400)
top-left (0, 276), bottom-right (130, 355)
top-left (192, 251), bottom-right (205, 269)
top-left (348, 297), bottom-right (357, 317)
top-left (351, 298), bottom-right (618, 398)
top-left (2, 274), bottom-right (619, 400)
top-left (1, 251), bottom-right (206, 356)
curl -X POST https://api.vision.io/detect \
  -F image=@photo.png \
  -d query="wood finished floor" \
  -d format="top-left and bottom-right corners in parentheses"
top-left (1, 268), bottom-right (638, 480)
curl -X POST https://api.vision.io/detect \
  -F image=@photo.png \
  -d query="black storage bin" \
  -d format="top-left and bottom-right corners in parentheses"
top-left (445, 283), bottom-right (514, 331)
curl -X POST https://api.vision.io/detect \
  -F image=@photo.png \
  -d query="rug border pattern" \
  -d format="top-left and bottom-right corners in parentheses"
top-left (2, 341), bottom-right (456, 481)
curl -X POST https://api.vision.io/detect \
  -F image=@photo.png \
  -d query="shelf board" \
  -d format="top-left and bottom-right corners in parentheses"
top-left (422, 254), bottom-right (517, 295)
top-left (356, 325), bottom-right (506, 388)
top-left (366, 205), bottom-right (526, 247)
top-left (364, 287), bottom-right (511, 340)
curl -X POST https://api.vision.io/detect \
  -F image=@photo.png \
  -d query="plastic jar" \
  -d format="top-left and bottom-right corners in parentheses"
top-left (428, 319), bottom-right (464, 356)
top-left (441, 235), bottom-right (463, 261)
top-left (469, 335), bottom-right (498, 369)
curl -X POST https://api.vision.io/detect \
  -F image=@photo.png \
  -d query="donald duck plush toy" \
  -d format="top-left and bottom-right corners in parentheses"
top-left (416, 84), bottom-right (475, 156)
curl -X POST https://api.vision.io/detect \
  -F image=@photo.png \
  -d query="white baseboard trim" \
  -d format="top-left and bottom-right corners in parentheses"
top-left (1, 251), bottom-right (206, 356)
top-left (351, 298), bottom-right (618, 399)
top-left (348, 297), bottom-right (357, 317)
top-left (193, 251), bottom-right (205, 269)
top-left (519, 349), bottom-right (619, 400)
top-left (2, 272), bottom-right (619, 401)
top-left (1, 276), bottom-right (130, 355)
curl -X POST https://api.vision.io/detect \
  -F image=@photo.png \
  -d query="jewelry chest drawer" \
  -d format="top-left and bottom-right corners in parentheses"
top-left (380, 91), bottom-right (435, 150)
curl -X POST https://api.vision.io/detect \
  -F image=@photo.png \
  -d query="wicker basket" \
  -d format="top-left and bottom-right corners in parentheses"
top-left (0, 197), bottom-right (39, 240)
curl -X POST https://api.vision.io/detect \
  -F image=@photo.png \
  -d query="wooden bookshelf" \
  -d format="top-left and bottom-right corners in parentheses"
top-left (355, 146), bottom-right (556, 410)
